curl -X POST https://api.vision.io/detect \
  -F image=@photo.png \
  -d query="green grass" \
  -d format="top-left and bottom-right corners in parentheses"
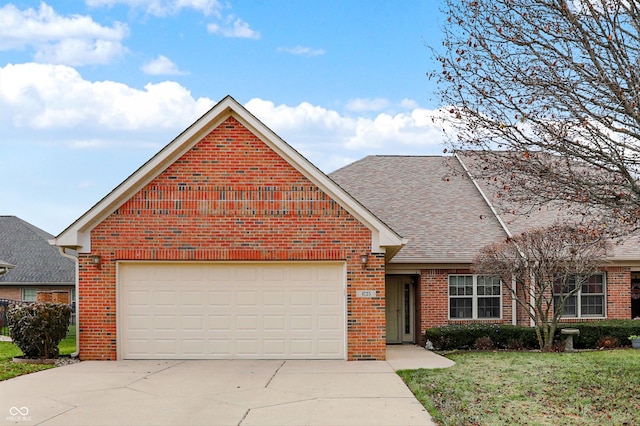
top-left (0, 325), bottom-right (77, 381)
top-left (398, 350), bottom-right (640, 426)
top-left (58, 325), bottom-right (77, 355)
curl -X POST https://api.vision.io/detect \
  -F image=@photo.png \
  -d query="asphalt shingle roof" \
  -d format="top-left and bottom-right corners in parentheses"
top-left (0, 216), bottom-right (74, 284)
top-left (330, 156), bottom-right (509, 263)
top-left (456, 152), bottom-right (640, 261)
top-left (331, 154), bottom-right (640, 264)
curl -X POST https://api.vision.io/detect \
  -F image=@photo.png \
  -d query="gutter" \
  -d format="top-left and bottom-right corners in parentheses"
top-left (58, 247), bottom-right (79, 359)
top-left (0, 260), bottom-right (15, 275)
top-left (454, 153), bottom-right (520, 326)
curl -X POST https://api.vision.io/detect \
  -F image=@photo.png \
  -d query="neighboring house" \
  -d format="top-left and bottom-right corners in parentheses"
top-left (53, 96), bottom-right (640, 361)
top-left (0, 216), bottom-right (75, 303)
top-left (330, 154), bottom-right (640, 346)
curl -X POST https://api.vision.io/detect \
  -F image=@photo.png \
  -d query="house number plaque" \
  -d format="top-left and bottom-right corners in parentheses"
top-left (356, 290), bottom-right (377, 298)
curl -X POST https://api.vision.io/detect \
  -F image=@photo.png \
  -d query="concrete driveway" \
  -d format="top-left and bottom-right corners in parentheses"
top-left (0, 346), bottom-right (452, 426)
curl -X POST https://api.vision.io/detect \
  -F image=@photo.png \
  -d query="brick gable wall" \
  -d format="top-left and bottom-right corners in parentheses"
top-left (79, 116), bottom-right (385, 360)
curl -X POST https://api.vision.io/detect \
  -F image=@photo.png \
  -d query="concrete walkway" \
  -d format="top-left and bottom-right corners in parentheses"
top-left (0, 346), bottom-right (452, 426)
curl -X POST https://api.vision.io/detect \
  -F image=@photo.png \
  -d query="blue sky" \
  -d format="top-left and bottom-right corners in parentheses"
top-left (1, 0), bottom-right (451, 235)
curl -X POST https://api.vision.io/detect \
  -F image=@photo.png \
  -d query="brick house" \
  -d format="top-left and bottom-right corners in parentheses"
top-left (53, 96), bottom-right (405, 361)
top-left (331, 155), bottom-right (640, 346)
top-left (0, 216), bottom-right (75, 304)
top-left (54, 96), bottom-right (640, 360)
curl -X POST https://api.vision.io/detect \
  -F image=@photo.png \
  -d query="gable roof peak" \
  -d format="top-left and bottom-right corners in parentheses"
top-left (53, 96), bottom-right (405, 257)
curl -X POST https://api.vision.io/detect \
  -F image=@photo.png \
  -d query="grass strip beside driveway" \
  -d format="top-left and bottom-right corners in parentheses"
top-left (398, 350), bottom-right (640, 426)
top-left (0, 326), bottom-right (76, 381)
top-left (0, 342), bottom-right (54, 381)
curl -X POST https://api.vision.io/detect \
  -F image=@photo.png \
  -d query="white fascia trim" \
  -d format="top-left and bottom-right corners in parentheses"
top-left (54, 98), bottom-right (238, 252)
top-left (390, 256), bottom-right (475, 264)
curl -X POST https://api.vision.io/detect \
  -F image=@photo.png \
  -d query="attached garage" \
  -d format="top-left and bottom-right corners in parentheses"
top-left (54, 96), bottom-right (404, 361)
top-left (119, 262), bottom-right (346, 359)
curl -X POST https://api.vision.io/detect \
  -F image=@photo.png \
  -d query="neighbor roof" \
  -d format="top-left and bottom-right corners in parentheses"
top-left (455, 152), bottom-right (640, 263)
top-left (0, 216), bottom-right (74, 285)
top-left (54, 95), bottom-right (406, 257)
top-left (330, 156), bottom-right (509, 263)
top-left (331, 154), bottom-right (640, 265)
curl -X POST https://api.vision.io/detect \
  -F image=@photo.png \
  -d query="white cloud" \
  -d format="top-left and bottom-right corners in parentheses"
top-left (277, 46), bottom-right (326, 57)
top-left (86, 0), bottom-right (222, 17)
top-left (0, 63), bottom-right (447, 173)
top-left (400, 98), bottom-right (419, 109)
top-left (0, 63), bottom-right (214, 131)
top-left (141, 55), bottom-right (188, 75)
top-left (0, 3), bottom-right (128, 66)
top-left (207, 16), bottom-right (260, 39)
top-left (245, 98), bottom-right (448, 171)
top-left (346, 109), bottom-right (451, 150)
top-left (346, 98), bottom-right (390, 112)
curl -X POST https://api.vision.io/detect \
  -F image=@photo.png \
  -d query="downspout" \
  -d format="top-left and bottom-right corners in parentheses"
top-left (454, 153), bottom-right (519, 325)
top-left (58, 247), bottom-right (79, 358)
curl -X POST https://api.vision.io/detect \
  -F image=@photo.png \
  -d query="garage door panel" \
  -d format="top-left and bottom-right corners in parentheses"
top-left (182, 315), bottom-right (204, 330)
top-left (263, 315), bottom-right (285, 330)
top-left (181, 291), bottom-right (204, 305)
top-left (236, 291), bottom-right (258, 306)
top-left (263, 291), bottom-right (285, 305)
top-left (236, 340), bottom-right (259, 356)
top-left (290, 291), bottom-right (313, 306)
top-left (290, 340), bottom-right (313, 355)
top-left (264, 340), bottom-right (286, 355)
top-left (154, 290), bottom-right (176, 305)
top-left (318, 290), bottom-right (342, 306)
top-left (120, 262), bottom-right (345, 359)
top-left (318, 340), bottom-right (341, 356)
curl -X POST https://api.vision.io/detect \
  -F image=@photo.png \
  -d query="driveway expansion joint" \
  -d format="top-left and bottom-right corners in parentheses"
top-left (265, 360), bottom-right (285, 388)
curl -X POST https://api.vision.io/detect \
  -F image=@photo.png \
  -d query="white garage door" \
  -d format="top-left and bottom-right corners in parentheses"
top-left (118, 262), bottom-right (346, 360)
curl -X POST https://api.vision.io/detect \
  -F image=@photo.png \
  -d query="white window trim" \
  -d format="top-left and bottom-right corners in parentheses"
top-left (555, 272), bottom-right (607, 319)
top-left (448, 274), bottom-right (502, 320)
top-left (22, 288), bottom-right (37, 302)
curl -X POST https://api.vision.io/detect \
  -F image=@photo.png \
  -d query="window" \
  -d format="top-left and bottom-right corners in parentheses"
top-left (449, 275), bottom-right (501, 319)
top-left (22, 288), bottom-right (37, 302)
top-left (554, 273), bottom-right (606, 318)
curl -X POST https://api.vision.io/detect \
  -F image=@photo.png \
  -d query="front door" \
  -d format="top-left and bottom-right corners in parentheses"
top-left (385, 276), bottom-right (415, 343)
top-left (632, 272), bottom-right (640, 319)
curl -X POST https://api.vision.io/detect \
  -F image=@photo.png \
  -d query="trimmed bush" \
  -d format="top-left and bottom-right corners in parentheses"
top-left (425, 320), bottom-right (640, 351)
top-left (425, 324), bottom-right (538, 351)
top-left (7, 302), bottom-right (71, 359)
top-left (558, 320), bottom-right (640, 349)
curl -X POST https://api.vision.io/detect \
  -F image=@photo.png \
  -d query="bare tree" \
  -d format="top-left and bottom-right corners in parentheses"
top-left (473, 224), bottom-right (609, 351)
top-left (435, 0), bottom-right (640, 233)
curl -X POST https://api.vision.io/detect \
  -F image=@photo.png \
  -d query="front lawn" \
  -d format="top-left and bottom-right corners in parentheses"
top-left (398, 350), bottom-right (640, 425)
top-left (0, 325), bottom-right (76, 381)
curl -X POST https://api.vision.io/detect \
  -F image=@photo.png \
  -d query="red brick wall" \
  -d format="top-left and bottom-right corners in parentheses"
top-left (79, 116), bottom-right (384, 360)
top-left (419, 269), bottom-right (512, 333)
top-left (604, 267), bottom-right (631, 319)
top-left (0, 287), bottom-right (22, 301)
top-left (419, 266), bottom-right (632, 333)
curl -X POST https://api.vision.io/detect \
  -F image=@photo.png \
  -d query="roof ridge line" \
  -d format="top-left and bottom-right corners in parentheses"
top-left (454, 153), bottom-right (513, 238)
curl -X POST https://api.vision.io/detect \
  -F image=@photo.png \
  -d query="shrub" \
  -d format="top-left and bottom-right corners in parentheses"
top-left (507, 338), bottom-right (525, 350)
top-left (558, 320), bottom-right (640, 349)
top-left (549, 340), bottom-right (566, 352)
top-left (596, 335), bottom-right (619, 349)
top-left (474, 336), bottom-right (494, 350)
top-left (425, 324), bottom-right (538, 350)
top-left (7, 302), bottom-right (71, 359)
top-left (425, 320), bottom-right (640, 351)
